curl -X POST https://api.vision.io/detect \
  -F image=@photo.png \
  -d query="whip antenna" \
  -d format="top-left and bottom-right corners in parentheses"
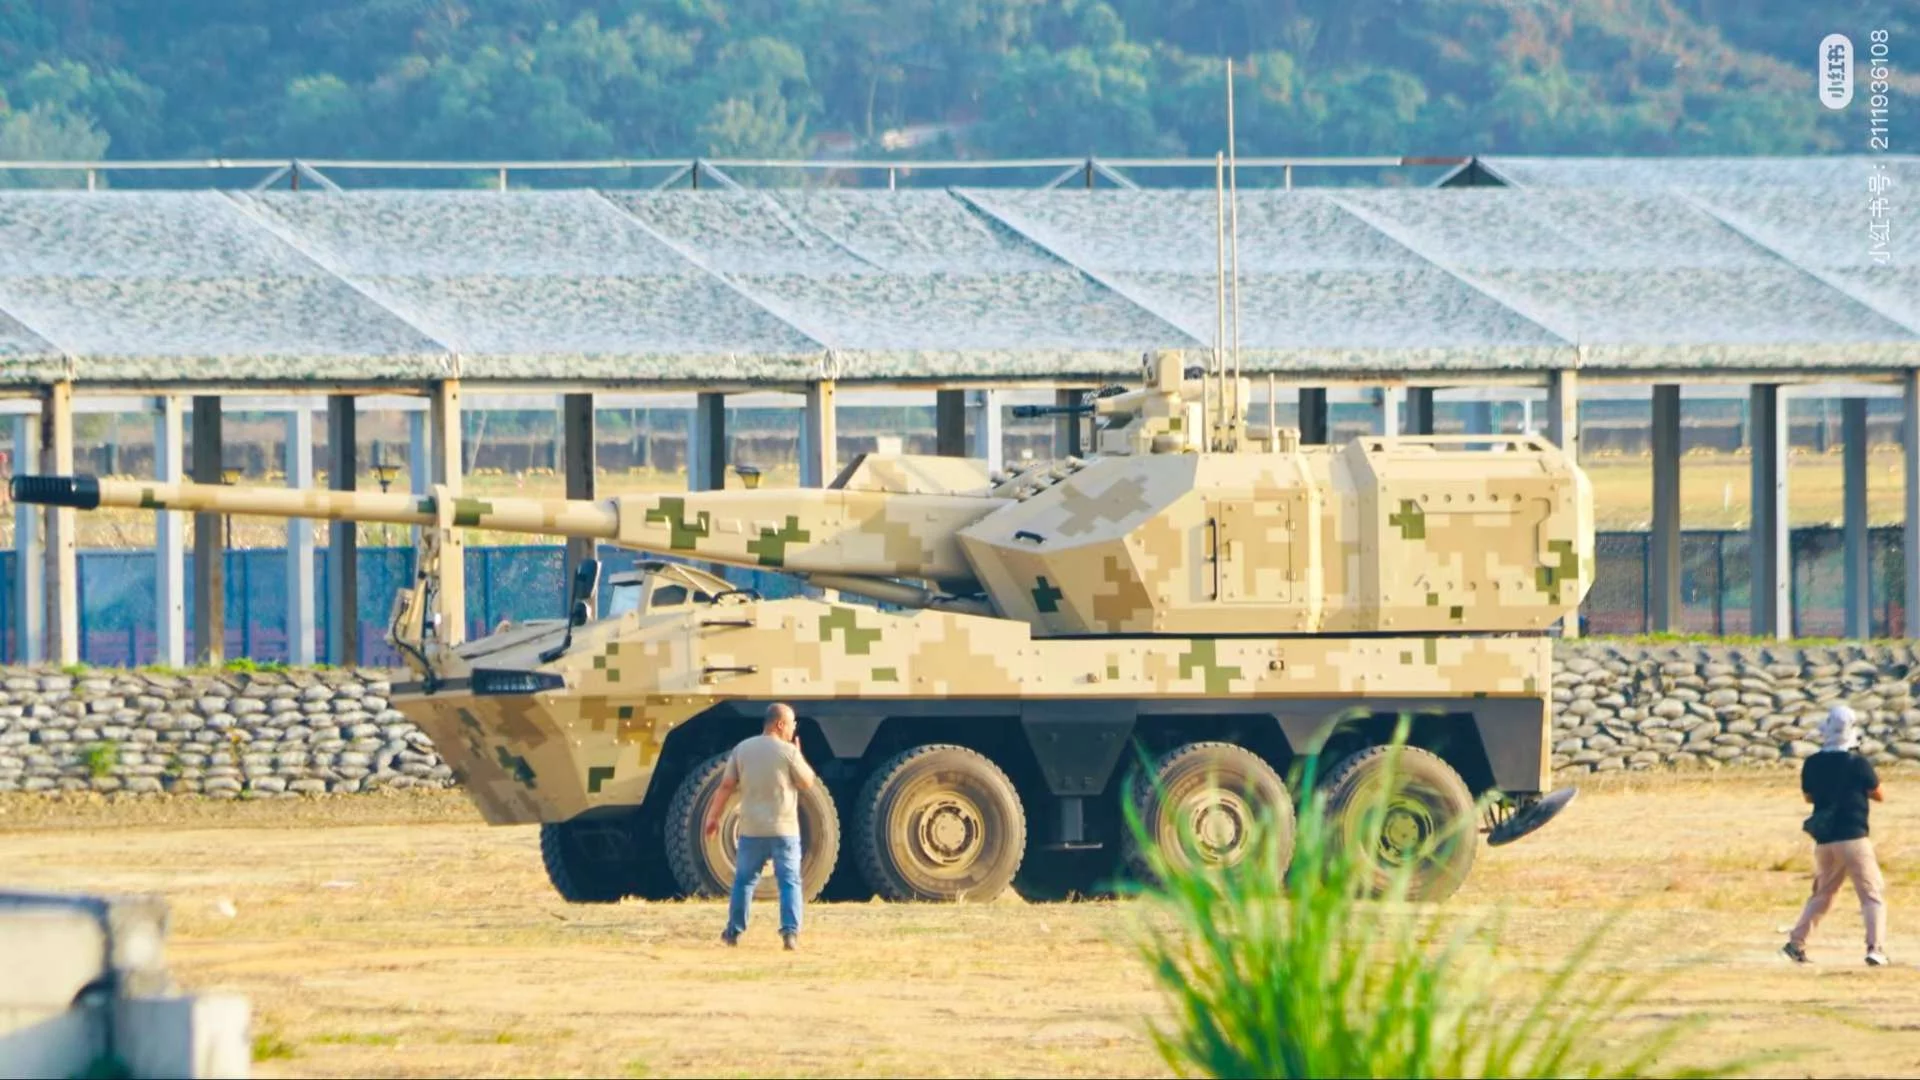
top-left (1225, 57), bottom-right (1244, 446)
top-left (1214, 151), bottom-right (1228, 449)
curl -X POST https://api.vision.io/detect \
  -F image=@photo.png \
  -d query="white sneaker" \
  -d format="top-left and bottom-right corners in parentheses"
top-left (1866, 948), bottom-right (1890, 967)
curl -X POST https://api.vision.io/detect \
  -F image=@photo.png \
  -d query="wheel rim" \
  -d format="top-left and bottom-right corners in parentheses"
top-left (904, 790), bottom-right (987, 876)
top-left (1377, 793), bottom-right (1436, 867)
top-left (1179, 788), bottom-right (1254, 865)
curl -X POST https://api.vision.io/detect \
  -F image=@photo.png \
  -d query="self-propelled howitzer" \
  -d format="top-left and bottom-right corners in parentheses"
top-left (9, 352), bottom-right (1589, 906)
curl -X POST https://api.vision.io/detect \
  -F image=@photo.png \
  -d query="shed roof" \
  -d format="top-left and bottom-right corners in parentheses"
top-left (0, 178), bottom-right (1911, 390)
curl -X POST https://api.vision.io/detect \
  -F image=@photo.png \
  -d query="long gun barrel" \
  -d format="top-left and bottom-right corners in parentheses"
top-left (10, 474), bottom-right (1005, 585)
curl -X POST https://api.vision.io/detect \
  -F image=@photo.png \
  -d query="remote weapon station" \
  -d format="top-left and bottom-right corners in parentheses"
top-left (11, 350), bottom-right (1590, 903)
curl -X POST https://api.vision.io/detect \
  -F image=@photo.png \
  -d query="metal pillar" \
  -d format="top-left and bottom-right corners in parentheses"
top-left (1298, 388), bottom-right (1329, 445)
top-left (1405, 388), bottom-right (1434, 436)
top-left (1650, 386), bottom-right (1682, 633)
top-left (801, 380), bottom-right (838, 487)
top-left (430, 380), bottom-right (466, 646)
top-left (408, 407), bottom-right (429, 548)
top-left (326, 396), bottom-right (358, 666)
top-left (561, 393), bottom-right (597, 598)
top-left (1843, 398), bottom-right (1870, 640)
top-left (935, 389), bottom-right (967, 456)
top-left (1053, 389), bottom-right (1083, 458)
top-left (1372, 388), bottom-right (1402, 436)
top-left (189, 395), bottom-right (224, 665)
top-left (11, 414), bottom-right (42, 664)
top-left (39, 384), bottom-right (76, 664)
top-left (969, 389), bottom-right (1003, 474)
top-left (689, 392), bottom-right (727, 491)
top-left (1749, 385), bottom-right (1790, 639)
top-left (283, 409), bottom-right (316, 665)
top-left (153, 398), bottom-right (185, 667)
top-left (1904, 369), bottom-right (1920, 637)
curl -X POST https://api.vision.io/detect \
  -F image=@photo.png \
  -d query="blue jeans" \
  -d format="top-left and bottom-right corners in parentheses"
top-left (727, 834), bottom-right (803, 938)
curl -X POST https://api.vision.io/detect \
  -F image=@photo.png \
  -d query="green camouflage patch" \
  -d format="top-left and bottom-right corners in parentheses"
top-left (645, 497), bottom-right (712, 550)
top-left (819, 605), bottom-right (881, 656)
top-left (1177, 639), bottom-right (1242, 695)
top-left (1389, 499), bottom-right (1425, 540)
top-left (872, 666), bottom-right (898, 682)
top-left (746, 515), bottom-right (812, 567)
top-left (1032, 576), bottom-right (1063, 613)
top-left (1424, 638), bottom-right (1438, 664)
top-left (452, 497), bottom-right (494, 528)
top-left (1536, 538), bottom-right (1579, 595)
top-left (587, 765), bottom-right (615, 794)
top-left (138, 487), bottom-right (159, 509)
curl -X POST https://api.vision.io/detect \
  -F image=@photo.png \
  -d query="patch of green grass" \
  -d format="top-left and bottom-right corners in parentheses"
top-left (1590, 632), bottom-right (1905, 647)
top-left (622, 1061), bottom-right (652, 1079)
top-left (80, 741), bottom-right (119, 779)
top-left (251, 1032), bottom-right (297, 1061)
top-left (312, 1031), bottom-right (400, 1047)
top-left (223, 657), bottom-right (290, 675)
top-left (1130, 722), bottom-right (1759, 1079)
top-left (59, 661), bottom-right (89, 677)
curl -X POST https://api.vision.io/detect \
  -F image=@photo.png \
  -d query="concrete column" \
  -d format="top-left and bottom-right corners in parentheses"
top-left (1546, 371), bottom-right (1579, 457)
top-left (1904, 369), bottom-right (1920, 637)
top-left (1372, 388), bottom-right (1402, 436)
top-left (189, 396), bottom-right (224, 665)
top-left (935, 389), bottom-right (967, 457)
top-left (801, 380), bottom-right (838, 487)
top-left (154, 398), bottom-right (186, 667)
top-left (1650, 385), bottom-right (1683, 633)
top-left (1405, 387), bottom-right (1435, 436)
top-left (689, 392), bottom-right (727, 491)
top-left (1749, 384), bottom-right (1790, 639)
top-left (11, 414), bottom-right (42, 664)
top-left (1053, 388), bottom-right (1083, 458)
top-left (1298, 387), bottom-right (1329, 445)
top-left (283, 409), bottom-right (316, 665)
top-left (1546, 371), bottom-right (1580, 636)
top-left (430, 379), bottom-right (466, 646)
top-left (326, 396), bottom-right (358, 666)
top-left (38, 384), bottom-right (77, 664)
top-left (561, 393), bottom-right (597, 598)
top-left (408, 407), bottom-right (429, 548)
top-left (1843, 398), bottom-right (1871, 640)
top-left (969, 389), bottom-right (1003, 474)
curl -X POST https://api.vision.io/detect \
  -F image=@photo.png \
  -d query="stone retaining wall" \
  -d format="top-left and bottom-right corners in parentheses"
top-left (0, 641), bottom-right (1915, 795)
top-left (0, 667), bottom-right (452, 796)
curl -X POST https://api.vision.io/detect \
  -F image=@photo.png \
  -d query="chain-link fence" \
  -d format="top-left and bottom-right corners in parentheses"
top-left (0, 527), bottom-right (1907, 667)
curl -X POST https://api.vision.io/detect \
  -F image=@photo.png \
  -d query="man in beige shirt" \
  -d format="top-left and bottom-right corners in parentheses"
top-left (704, 703), bottom-right (818, 950)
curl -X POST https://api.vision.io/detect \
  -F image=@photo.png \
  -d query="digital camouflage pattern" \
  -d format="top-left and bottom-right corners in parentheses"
top-left (10, 350), bottom-right (1591, 836)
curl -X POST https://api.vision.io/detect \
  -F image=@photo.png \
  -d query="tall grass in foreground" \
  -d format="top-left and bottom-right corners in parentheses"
top-left (1130, 739), bottom-right (1743, 1079)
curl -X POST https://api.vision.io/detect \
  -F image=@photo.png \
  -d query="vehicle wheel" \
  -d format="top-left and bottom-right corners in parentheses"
top-left (663, 751), bottom-right (841, 901)
top-left (1125, 741), bottom-right (1294, 880)
top-left (855, 744), bottom-right (1026, 902)
top-left (1012, 846), bottom-right (1120, 902)
top-left (540, 814), bottom-right (669, 902)
top-left (1320, 745), bottom-right (1477, 902)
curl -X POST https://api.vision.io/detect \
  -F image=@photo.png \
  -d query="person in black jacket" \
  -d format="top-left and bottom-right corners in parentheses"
top-left (1783, 704), bottom-right (1889, 966)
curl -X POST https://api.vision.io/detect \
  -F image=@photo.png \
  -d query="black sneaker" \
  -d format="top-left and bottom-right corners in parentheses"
top-left (1781, 940), bottom-right (1810, 964)
top-left (721, 929), bottom-right (739, 947)
top-left (1867, 948), bottom-right (1890, 967)
top-left (782, 931), bottom-right (799, 952)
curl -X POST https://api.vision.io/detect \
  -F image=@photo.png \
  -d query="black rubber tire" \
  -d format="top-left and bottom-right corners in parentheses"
top-left (1125, 741), bottom-right (1295, 881)
top-left (663, 751), bottom-right (841, 901)
top-left (539, 815), bottom-right (670, 903)
top-left (1320, 745), bottom-right (1478, 902)
top-left (1012, 846), bottom-right (1121, 902)
top-left (855, 744), bottom-right (1026, 902)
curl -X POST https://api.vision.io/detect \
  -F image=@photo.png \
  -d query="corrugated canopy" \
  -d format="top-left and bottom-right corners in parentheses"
top-left (0, 176), bottom-right (1912, 388)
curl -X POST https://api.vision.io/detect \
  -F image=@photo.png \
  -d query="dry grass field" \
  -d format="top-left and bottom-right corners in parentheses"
top-left (4, 773), bottom-right (1920, 1078)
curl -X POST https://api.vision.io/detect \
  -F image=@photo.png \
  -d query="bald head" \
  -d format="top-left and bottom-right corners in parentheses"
top-left (764, 702), bottom-right (796, 740)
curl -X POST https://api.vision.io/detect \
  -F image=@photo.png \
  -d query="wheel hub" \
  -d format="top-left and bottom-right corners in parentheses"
top-left (913, 797), bottom-right (983, 867)
top-left (1184, 792), bottom-right (1250, 862)
top-left (1379, 799), bottom-right (1434, 863)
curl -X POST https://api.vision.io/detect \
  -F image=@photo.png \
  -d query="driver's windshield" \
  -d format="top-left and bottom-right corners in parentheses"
top-left (606, 581), bottom-right (642, 617)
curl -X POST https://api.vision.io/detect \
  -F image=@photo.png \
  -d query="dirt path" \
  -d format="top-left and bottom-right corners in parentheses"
top-left (3, 775), bottom-right (1919, 1077)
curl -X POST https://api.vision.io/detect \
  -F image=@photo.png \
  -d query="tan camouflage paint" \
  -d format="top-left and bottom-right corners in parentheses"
top-left (33, 350), bottom-right (1588, 823)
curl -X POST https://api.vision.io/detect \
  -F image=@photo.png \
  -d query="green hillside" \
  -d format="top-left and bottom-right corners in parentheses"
top-left (0, 0), bottom-right (1903, 172)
